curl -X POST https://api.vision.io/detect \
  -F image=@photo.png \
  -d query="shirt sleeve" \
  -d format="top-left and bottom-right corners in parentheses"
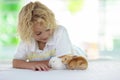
top-left (14, 41), bottom-right (28, 60)
top-left (55, 26), bottom-right (73, 56)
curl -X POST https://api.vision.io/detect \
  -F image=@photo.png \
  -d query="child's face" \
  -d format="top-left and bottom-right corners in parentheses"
top-left (33, 23), bottom-right (53, 43)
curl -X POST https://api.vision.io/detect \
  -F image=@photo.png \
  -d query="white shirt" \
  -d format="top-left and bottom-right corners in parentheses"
top-left (14, 25), bottom-right (74, 61)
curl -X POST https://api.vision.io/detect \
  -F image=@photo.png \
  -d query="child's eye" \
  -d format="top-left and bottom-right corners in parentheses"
top-left (36, 32), bottom-right (42, 35)
top-left (46, 29), bottom-right (50, 31)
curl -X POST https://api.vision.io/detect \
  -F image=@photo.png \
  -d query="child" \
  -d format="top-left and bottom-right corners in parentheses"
top-left (13, 1), bottom-right (86, 71)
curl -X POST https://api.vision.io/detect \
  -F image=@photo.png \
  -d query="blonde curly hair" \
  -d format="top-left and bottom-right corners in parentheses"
top-left (17, 1), bottom-right (57, 43)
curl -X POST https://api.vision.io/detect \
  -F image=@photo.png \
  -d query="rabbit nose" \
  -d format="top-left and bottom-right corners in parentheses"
top-left (52, 61), bottom-right (55, 63)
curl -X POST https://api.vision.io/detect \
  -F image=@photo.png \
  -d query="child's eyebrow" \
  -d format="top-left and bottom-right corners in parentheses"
top-left (36, 31), bottom-right (42, 33)
top-left (36, 32), bottom-right (42, 35)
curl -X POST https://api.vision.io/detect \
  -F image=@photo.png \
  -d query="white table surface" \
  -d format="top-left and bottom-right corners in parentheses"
top-left (0, 60), bottom-right (120, 80)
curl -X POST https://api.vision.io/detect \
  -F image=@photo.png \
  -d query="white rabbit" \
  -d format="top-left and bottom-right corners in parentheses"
top-left (49, 57), bottom-right (66, 70)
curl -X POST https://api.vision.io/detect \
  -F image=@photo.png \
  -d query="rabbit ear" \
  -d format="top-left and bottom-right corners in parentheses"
top-left (59, 55), bottom-right (66, 58)
top-left (59, 54), bottom-right (73, 58)
top-left (72, 55), bottom-right (78, 59)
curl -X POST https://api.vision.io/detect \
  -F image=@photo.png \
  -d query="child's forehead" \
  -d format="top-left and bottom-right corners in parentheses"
top-left (33, 19), bottom-right (46, 26)
top-left (33, 21), bottom-right (47, 27)
top-left (33, 23), bottom-right (47, 30)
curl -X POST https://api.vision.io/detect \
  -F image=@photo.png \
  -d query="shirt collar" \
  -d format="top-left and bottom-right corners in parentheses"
top-left (46, 36), bottom-right (55, 46)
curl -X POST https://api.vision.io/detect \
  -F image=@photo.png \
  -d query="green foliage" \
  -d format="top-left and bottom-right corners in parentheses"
top-left (67, 0), bottom-right (84, 14)
top-left (0, 0), bottom-right (21, 46)
top-left (0, 1), bottom-right (20, 11)
top-left (0, 26), bottom-right (19, 46)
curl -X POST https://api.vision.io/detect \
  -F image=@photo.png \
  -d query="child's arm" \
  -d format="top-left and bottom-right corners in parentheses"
top-left (12, 59), bottom-right (50, 71)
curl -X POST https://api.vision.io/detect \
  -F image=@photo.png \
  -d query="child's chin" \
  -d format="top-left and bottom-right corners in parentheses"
top-left (41, 40), bottom-right (48, 43)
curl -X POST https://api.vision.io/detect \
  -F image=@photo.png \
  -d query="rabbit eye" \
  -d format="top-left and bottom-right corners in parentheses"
top-left (79, 63), bottom-right (81, 65)
top-left (79, 62), bottom-right (83, 65)
top-left (64, 58), bottom-right (67, 60)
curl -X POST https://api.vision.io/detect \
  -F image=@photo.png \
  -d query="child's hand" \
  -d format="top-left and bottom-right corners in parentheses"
top-left (31, 63), bottom-right (50, 71)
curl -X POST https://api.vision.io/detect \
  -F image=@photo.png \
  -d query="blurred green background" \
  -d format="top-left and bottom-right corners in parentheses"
top-left (0, 0), bottom-right (22, 46)
top-left (0, 0), bottom-right (23, 60)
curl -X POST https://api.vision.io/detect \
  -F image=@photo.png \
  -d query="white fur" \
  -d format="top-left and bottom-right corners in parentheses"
top-left (49, 57), bottom-right (66, 70)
